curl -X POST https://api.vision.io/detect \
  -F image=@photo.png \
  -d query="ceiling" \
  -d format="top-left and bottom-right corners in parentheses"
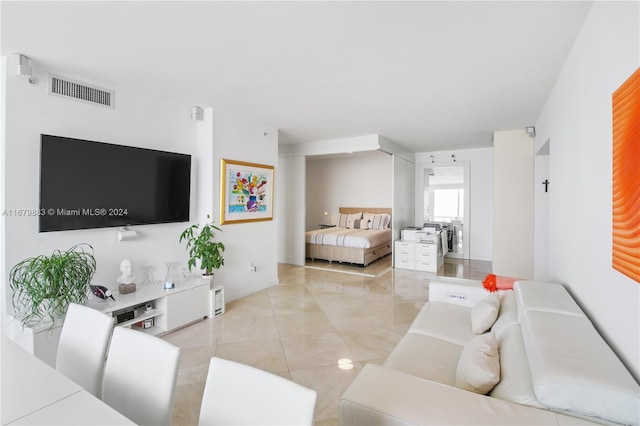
top-left (1, 1), bottom-right (592, 153)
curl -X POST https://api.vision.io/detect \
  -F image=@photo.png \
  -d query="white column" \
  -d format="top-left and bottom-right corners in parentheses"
top-left (493, 129), bottom-right (534, 278)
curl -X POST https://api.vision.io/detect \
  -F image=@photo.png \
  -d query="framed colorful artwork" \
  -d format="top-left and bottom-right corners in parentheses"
top-left (612, 67), bottom-right (640, 283)
top-left (220, 159), bottom-right (274, 225)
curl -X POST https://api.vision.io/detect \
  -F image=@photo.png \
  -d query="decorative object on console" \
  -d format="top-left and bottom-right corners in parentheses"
top-left (9, 244), bottom-right (96, 326)
top-left (482, 273), bottom-right (519, 292)
top-left (220, 158), bottom-right (274, 225)
top-left (179, 215), bottom-right (225, 277)
top-left (612, 66), bottom-right (640, 283)
top-left (140, 265), bottom-right (154, 287)
top-left (163, 261), bottom-right (181, 289)
top-left (117, 259), bottom-right (136, 294)
top-left (90, 284), bottom-right (115, 301)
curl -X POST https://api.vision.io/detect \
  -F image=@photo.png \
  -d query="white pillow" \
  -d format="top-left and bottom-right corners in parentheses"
top-left (363, 213), bottom-right (390, 230)
top-left (455, 332), bottom-right (500, 394)
top-left (471, 292), bottom-right (501, 334)
top-left (337, 213), bottom-right (348, 227)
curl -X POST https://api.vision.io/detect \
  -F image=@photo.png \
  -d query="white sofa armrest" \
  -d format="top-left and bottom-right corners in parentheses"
top-left (340, 364), bottom-right (600, 426)
top-left (429, 277), bottom-right (488, 307)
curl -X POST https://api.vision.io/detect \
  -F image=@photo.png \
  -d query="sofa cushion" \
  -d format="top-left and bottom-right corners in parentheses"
top-left (455, 332), bottom-right (500, 394)
top-left (471, 292), bottom-right (500, 334)
top-left (408, 301), bottom-right (475, 346)
top-left (340, 364), bottom-right (602, 426)
top-left (489, 324), bottom-right (547, 409)
top-left (383, 334), bottom-right (462, 386)
top-left (520, 310), bottom-right (640, 425)
top-left (514, 281), bottom-right (586, 321)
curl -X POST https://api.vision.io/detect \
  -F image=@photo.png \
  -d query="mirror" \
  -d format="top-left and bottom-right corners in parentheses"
top-left (420, 162), bottom-right (469, 259)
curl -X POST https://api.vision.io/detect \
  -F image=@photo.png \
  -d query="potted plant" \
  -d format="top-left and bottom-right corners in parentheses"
top-left (179, 215), bottom-right (225, 277)
top-left (9, 244), bottom-right (97, 326)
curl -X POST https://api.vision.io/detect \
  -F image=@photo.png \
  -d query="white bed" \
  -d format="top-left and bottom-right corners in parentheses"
top-left (305, 207), bottom-right (393, 266)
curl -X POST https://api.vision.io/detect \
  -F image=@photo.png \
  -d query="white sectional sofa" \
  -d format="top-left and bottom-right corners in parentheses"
top-left (340, 278), bottom-right (640, 425)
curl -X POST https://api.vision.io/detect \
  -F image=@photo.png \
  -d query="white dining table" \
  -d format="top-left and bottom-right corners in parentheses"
top-left (1, 336), bottom-right (135, 425)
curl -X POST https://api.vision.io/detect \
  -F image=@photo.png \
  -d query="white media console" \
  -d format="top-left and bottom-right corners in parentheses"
top-left (8, 277), bottom-right (224, 367)
top-left (90, 277), bottom-right (219, 335)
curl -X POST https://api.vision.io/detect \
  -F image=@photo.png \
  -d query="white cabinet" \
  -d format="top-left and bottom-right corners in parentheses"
top-left (7, 320), bottom-right (64, 367)
top-left (395, 232), bottom-right (444, 273)
top-left (9, 278), bottom-right (214, 366)
top-left (91, 277), bottom-right (212, 336)
top-left (415, 241), bottom-right (439, 272)
top-left (165, 283), bottom-right (209, 330)
top-left (394, 241), bottom-right (416, 270)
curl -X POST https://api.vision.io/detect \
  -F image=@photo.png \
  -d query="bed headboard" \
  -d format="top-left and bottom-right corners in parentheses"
top-left (339, 207), bottom-right (392, 215)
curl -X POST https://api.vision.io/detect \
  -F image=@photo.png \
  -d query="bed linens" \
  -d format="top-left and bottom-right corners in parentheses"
top-left (306, 227), bottom-right (391, 249)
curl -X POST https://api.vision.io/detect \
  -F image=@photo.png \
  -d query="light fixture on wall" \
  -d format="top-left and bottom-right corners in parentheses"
top-left (190, 106), bottom-right (204, 121)
top-left (451, 154), bottom-right (456, 162)
top-left (526, 126), bottom-right (536, 138)
top-left (117, 226), bottom-right (137, 242)
top-left (11, 53), bottom-right (38, 85)
top-left (11, 53), bottom-right (31, 77)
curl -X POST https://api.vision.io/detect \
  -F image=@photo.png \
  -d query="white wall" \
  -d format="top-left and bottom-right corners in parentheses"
top-left (277, 154), bottom-right (306, 265)
top-left (2, 64), bottom-right (197, 322)
top-left (415, 148), bottom-right (493, 261)
top-left (535, 1), bottom-right (639, 378)
top-left (2, 61), bottom-right (280, 325)
top-left (533, 146), bottom-right (550, 281)
top-left (205, 108), bottom-right (280, 302)
top-left (493, 129), bottom-right (534, 278)
top-left (305, 153), bottom-right (392, 231)
top-left (1, 57), bottom-right (8, 328)
top-left (392, 155), bottom-right (415, 243)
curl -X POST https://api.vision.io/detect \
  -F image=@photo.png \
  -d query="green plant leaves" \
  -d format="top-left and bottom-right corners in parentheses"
top-left (9, 244), bottom-right (96, 326)
top-left (179, 215), bottom-right (225, 275)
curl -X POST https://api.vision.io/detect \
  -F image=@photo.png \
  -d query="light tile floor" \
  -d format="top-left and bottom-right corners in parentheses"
top-left (165, 258), bottom-right (491, 425)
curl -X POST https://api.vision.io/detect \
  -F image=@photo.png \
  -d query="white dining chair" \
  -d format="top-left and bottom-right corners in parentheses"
top-left (198, 357), bottom-right (317, 426)
top-left (102, 327), bottom-right (182, 426)
top-left (56, 302), bottom-right (115, 398)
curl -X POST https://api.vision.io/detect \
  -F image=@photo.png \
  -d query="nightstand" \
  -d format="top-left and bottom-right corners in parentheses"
top-left (319, 224), bottom-right (336, 229)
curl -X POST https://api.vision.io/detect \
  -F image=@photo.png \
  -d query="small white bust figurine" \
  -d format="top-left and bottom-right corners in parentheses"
top-left (117, 259), bottom-right (135, 284)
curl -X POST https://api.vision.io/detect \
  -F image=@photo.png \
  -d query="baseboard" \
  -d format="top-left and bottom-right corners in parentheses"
top-left (469, 255), bottom-right (492, 262)
top-left (224, 278), bottom-right (280, 303)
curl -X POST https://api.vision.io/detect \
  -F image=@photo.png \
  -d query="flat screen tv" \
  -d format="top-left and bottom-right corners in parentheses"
top-left (39, 134), bottom-right (191, 232)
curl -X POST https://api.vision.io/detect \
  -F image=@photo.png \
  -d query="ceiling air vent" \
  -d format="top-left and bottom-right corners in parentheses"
top-left (49, 74), bottom-right (114, 109)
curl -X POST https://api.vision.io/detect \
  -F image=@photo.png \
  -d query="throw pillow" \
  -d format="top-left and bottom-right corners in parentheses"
top-left (471, 292), bottom-right (501, 334)
top-left (455, 332), bottom-right (500, 394)
top-left (346, 213), bottom-right (362, 229)
top-left (482, 274), bottom-right (519, 292)
top-left (353, 219), bottom-right (370, 230)
top-left (363, 213), bottom-right (390, 230)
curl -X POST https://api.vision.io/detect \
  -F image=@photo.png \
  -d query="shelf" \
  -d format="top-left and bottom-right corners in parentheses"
top-left (130, 324), bottom-right (164, 335)
top-left (117, 309), bottom-right (163, 328)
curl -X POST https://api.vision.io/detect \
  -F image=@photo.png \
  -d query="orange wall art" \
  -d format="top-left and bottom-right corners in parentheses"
top-left (612, 67), bottom-right (640, 283)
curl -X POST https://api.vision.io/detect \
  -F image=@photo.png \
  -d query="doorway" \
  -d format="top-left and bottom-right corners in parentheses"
top-left (417, 161), bottom-right (470, 259)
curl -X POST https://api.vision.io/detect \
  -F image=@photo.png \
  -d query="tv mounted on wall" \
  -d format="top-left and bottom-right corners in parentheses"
top-left (39, 134), bottom-right (191, 232)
